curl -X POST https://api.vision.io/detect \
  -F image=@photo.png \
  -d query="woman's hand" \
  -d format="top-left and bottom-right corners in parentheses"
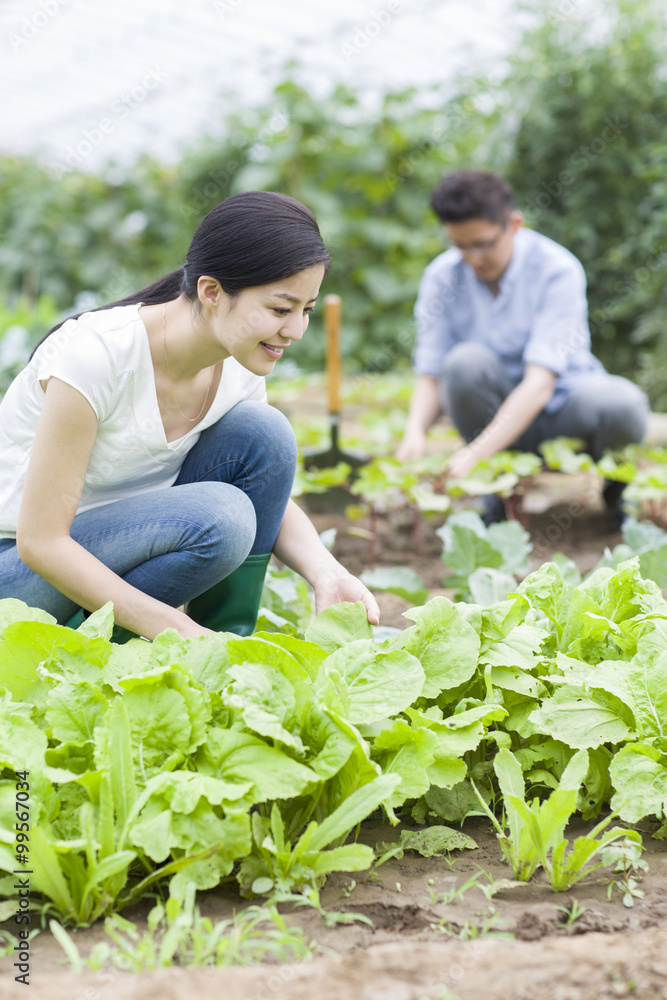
top-left (273, 499), bottom-right (381, 626)
top-left (312, 567), bottom-right (380, 625)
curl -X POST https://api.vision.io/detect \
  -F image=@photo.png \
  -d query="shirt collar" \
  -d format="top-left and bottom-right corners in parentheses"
top-left (497, 229), bottom-right (527, 294)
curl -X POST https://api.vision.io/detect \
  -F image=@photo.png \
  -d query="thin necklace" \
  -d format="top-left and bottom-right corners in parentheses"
top-left (162, 301), bottom-right (215, 423)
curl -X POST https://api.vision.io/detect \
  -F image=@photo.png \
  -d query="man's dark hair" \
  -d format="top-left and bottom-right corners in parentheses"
top-left (430, 170), bottom-right (515, 224)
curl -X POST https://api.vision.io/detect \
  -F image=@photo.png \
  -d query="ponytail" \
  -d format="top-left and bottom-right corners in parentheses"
top-left (31, 191), bottom-right (331, 358)
top-left (29, 268), bottom-right (187, 359)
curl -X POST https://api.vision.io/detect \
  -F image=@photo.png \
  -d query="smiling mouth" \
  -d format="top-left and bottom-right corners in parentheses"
top-left (260, 342), bottom-right (287, 358)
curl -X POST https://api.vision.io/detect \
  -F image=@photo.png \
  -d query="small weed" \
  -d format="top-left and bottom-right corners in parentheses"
top-left (284, 887), bottom-right (374, 930)
top-left (432, 906), bottom-right (512, 941)
top-left (341, 880), bottom-right (356, 898)
top-left (363, 871), bottom-right (382, 885)
top-left (0, 928), bottom-right (40, 958)
top-left (51, 883), bottom-right (317, 971)
top-left (555, 899), bottom-right (587, 927)
top-left (608, 875), bottom-right (645, 908)
top-left (427, 867), bottom-right (497, 906)
top-left (603, 838), bottom-right (649, 908)
top-left (427, 871), bottom-right (483, 905)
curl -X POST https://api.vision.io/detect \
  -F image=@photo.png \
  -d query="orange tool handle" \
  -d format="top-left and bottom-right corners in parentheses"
top-left (324, 294), bottom-right (342, 414)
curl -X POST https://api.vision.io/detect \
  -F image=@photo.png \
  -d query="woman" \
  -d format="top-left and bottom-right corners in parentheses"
top-left (0, 191), bottom-right (380, 640)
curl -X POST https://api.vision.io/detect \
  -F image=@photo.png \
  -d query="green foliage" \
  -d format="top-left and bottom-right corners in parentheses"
top-left (1, 551), bottom-right (666, 925)
top-left (359, 567), bottom-right (429, 605)
top-left (0, 297), bottom-right (61, 390)
top-left (448, 451), bottom-right (542, 499)
top-left (503, 0), bottom-right (667, 396)
top-left (204, 78), bottom-right (486, 372)
top-left (475, 749), bottom-right (641, 889)
top-left (50, 883), bottom-right (315, 971)
top-left (0, 155), bottom-right (177, 308)
top-left (2, 1), bottom-right (667, 394)
top-left (539, 438), bottom-right (595, 475)
top-left (437, 511), bottom-right (532, 600)
top-left (449, 438), bottom-right (667, 530)
top-left (291, 463), bottom-right (351, 498)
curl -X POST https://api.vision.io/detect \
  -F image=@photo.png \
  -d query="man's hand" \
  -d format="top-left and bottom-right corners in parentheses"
top-left (395, 375), bottom-right (441, 462)
top-left (447, 445), bottom-right (478, 480)
top-left (396, 427), bottom-right (427, 462)
top-left (444, 365), bottom-right (557, 479)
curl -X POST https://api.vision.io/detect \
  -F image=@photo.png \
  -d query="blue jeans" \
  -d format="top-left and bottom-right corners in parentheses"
top-left (0, 401), bottom-right (296, 624)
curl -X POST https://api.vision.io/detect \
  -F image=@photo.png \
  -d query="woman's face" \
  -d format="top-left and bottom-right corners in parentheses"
top-left (213, 264), bottom-right (325, 374)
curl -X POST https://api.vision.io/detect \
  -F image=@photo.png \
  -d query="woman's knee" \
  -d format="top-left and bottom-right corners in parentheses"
top-left (223, 401), bottom-right (297, 477)
top-left (246, 401), bottom-right (297, 463)
top-left (182, 481), bottom-right (256, 565)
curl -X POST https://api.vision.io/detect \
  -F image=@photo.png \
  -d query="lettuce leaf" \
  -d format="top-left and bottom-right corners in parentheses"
top-left (314, 640), bottom-right (424, 723)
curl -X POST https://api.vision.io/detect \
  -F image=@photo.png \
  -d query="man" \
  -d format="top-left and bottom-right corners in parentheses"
top-left (396, 169), bottom-right (649, 527)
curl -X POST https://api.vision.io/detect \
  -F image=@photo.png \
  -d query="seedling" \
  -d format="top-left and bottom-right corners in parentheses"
top-left (239, 782), bottom-right (397, 897)
top-left (446, 450), bottom-right (542, 526)
top-left (555, 899), bottom-right (587, 927)
top-left (281, 886), bottom-right (374, 929)
top-left (0, 927), bottom-right (40, 958)
top-left (603, 838), bottom-right (649, 907)
top-left (51, 883), bottom-right (316, 971)
top-left (474, 749), bottom-right (642, 890)
top-left (427, 869), bottom-right (489, 906)
top-left (433, 905), bottom-right (512, 940)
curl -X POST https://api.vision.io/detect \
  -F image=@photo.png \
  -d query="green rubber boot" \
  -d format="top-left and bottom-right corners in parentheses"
top-left (186, 553), bottom-right (271, 635)
top-left (64, 609), bottom-right (86, 630)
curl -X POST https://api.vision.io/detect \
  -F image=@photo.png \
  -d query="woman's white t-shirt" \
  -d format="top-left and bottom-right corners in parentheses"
top-left (0, 304), bottom-right (268, 539)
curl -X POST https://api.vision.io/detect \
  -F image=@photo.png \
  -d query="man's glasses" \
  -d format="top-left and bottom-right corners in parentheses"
top-left (448, 221), bottom-right (509, 256)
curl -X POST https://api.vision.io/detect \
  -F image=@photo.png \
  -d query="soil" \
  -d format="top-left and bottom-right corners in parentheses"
top-left (2, 397), bottom-right (667, 1000)
top-left (2, 816), bottom-right (667, 1000)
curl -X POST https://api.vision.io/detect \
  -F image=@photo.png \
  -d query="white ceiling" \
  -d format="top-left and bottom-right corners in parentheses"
top-left (1, 0), bottom-right (522, 170)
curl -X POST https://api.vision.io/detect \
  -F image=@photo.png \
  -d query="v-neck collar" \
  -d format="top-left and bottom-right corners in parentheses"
top-left (134, 302), bottom-right (223, 454)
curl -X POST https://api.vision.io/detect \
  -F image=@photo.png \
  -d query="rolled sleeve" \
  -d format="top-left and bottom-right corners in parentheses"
top-left (412, 259), bottom-right (458, 376)
top-left (523, 262), bottom-right (590, 376)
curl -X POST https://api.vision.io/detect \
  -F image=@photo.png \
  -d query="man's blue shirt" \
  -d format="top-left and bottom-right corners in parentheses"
top-left (412, 228), bottom-right (604, 413)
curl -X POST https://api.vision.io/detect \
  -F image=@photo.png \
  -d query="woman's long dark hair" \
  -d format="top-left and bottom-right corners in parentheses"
top-left (31, 191), bottom-right (331, 356)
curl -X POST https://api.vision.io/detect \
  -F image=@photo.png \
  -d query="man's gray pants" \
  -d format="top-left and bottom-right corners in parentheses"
top-left (440, 343), bottom-right (650, 459)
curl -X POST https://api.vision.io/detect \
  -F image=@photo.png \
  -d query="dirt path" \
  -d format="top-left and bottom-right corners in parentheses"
top-left (3, 817), bottom-right (666, 1000)
top-left (6, 929), bottom-right (667, 1000)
